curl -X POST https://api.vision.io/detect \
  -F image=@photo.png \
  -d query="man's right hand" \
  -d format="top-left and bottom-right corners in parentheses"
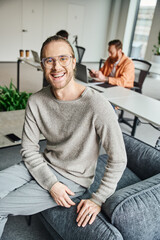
top-left (89, 69), bottom-right (96, 78)
top-left (50, 182), bottom-right (75, 208)
top-left (89, 70), bottom-right (107, 82)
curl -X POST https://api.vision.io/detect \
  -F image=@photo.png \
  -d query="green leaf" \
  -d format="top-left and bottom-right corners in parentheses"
top-left (0, 80), bottom-right (32, 111)
top-left (9, 81), bottom-right (13, 90)
top-left (0, 99), bottom-right (7, 107)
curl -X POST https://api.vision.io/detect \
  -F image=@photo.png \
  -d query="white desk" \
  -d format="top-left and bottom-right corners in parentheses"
top-left (92, 84), bottom-right (136, 99)
top-left (22, 58), bottom-right (42, 70)
top-left (0, 110), bottom-right (25, 148)
top-left (76, 80), bottom-right (160, 135)
top-left (107, 88), bottom-right (160, 126)
top-left (0, 110), bottom-right (45, 148)
top-left (109, 88), bottom-right (160, 136)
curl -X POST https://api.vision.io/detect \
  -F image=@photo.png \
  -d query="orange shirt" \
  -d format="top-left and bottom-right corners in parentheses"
top-left (100, 53), bottom-right (134, 88)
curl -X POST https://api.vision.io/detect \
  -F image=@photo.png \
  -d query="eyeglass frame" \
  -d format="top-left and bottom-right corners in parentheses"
top-left (41, 55), bottom-right (73, 68)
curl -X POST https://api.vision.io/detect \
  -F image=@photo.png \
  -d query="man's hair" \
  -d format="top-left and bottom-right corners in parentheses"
top-left (56, 30), bottom-right (69, 39)
top-left (40, 35), bottom-right (75, 60)
top-left (108, 39), bottom-right (122, 50)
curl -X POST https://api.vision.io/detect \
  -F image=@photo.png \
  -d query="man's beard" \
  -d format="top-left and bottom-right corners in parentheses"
top-left (109, 54), bottom-right (119, 64)
top-left (45, 70), bottom-right (74, 90)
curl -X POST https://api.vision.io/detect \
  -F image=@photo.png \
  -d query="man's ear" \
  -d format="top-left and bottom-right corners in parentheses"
top-left (41, 62), bottom-right (45, 71)
top-left (73, 57), bottom-right (76, 69)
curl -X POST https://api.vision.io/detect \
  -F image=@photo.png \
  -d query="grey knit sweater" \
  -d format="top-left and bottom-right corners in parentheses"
top-left (21, 86), bottom-right (127, 206)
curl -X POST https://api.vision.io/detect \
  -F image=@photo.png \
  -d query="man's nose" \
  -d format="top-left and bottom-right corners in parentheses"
top-left (52, 59), bottom-right (61, 69)
top-left (52, 59), bottom-right (60, 69)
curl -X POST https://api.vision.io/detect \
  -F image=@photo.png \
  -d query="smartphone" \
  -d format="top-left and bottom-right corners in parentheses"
top-left (88, 68), bottom-right (93, 74)
top-left (5, 133), bottom-right (21, 143)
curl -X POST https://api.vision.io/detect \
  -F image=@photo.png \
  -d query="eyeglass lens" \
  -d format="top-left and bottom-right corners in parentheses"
top-left (44, 55), bottom-right (71, 67)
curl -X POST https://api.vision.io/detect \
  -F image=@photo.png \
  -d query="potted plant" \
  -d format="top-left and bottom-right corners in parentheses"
top-left (0, 81), bottom-right (32, 111)
top-left (152, 31), bottom-right (160, 63)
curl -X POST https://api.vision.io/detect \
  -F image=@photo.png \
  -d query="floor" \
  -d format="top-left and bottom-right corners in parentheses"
top-left (1, 215), bottom-right (53, 240)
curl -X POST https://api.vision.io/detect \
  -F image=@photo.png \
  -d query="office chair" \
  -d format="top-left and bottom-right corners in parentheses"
top-left (118, 59), bottom-right (152, 136)
top-left (99, 58), bottom-right (106, 70)
top-left (155, 136), bottom-right (160, 150)
top-left (75, 46), bottom-right (85, 63)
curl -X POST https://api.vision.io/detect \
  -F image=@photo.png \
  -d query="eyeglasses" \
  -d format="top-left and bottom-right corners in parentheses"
top-left (41, 55), bottom-right (73, 68)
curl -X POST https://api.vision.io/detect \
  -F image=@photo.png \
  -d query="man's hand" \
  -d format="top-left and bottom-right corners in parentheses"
top-left (89, 69), bottom-right (108, 82)
top-left (89, 69), bottom-right (96, 78)
top-left (50, 182), bottom-right (75, 208)
top-left (76, 199), bottom-right (101, 227)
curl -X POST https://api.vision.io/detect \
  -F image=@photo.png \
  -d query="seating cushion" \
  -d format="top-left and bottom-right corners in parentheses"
top-left (89, 154), bottom-right (141, 194)
top-left (103, 173), bottom-right (160, 240)
top-left (40, 199), bottom-right (123, 240)
top-left (123, 134), bottom-right (160, 179)
top-left (116, 167), bottom-right (141, 190)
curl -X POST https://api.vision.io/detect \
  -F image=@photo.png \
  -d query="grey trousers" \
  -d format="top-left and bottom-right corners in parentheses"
top-left (0, 162), bottom-right (86, 238)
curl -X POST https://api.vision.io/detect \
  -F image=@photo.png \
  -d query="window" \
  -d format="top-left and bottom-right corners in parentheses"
top-left (130, 0), bottom-right (157, 59)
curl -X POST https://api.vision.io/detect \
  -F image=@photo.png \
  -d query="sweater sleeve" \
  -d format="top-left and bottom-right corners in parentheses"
top-left (90, 101), bottom-right (127, 206)
top-left (21, 98), bottom-right (58, 191)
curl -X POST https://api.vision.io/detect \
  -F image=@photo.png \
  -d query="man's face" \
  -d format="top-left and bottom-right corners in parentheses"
top-left (42, 41), bottom-right (76, 90)
top-left (108, 45), bottom-right (121, 64)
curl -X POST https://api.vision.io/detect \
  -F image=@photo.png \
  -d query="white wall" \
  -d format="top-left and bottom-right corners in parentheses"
top-left (0, 0), bottom-right (22, 62)
top-left (0, 0), bottom-right (111, 62)
top-left (78, 0), bottom-right (111, 61)
top-left (0, 0), bottom-right (143, 63)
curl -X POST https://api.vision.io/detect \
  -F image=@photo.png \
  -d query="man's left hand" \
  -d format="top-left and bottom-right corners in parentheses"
top-left (76, 199), bottom-right (101, 227)
top-left (94, 71), bottom-right (108, 82)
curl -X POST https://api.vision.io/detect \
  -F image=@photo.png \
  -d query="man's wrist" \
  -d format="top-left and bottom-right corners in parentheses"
top-left (105, 77), bottom-right (109, 82)
top-left (49, 181), bottom-right (59, 192)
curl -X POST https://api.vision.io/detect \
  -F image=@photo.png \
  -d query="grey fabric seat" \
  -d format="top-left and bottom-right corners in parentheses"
top-left (39, 133), bottom-right (160, 240)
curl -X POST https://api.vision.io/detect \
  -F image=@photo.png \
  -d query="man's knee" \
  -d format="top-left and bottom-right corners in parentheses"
top-left (0, 162), bottom-right (32, 199)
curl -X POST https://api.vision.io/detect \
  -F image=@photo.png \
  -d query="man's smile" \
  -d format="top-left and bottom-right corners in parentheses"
top-left (50, 71), bottom-right (66, 80)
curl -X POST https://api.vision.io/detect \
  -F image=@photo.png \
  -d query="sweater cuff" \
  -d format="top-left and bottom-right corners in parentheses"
top-left (90, 193), bottom-right (105, 207)
top-left (44, 176), bottom-right (58, 192)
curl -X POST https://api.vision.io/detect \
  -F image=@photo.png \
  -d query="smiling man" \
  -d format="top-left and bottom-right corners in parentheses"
top-left (90, 39), bottom-right (134, 88)
top-left (0, 35), bottom-right (127, 236)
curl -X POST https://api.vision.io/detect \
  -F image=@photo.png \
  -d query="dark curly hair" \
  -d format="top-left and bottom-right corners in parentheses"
top-left (108, 39), bottom-right (122, 50)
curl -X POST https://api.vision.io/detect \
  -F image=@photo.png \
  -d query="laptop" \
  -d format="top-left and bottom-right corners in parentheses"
top-left (75, 63), bottom-right (115, 89)
top-left (31, 50), bottom-right (41, 65)
top-left (75, 63), bottom-right (100, 83)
